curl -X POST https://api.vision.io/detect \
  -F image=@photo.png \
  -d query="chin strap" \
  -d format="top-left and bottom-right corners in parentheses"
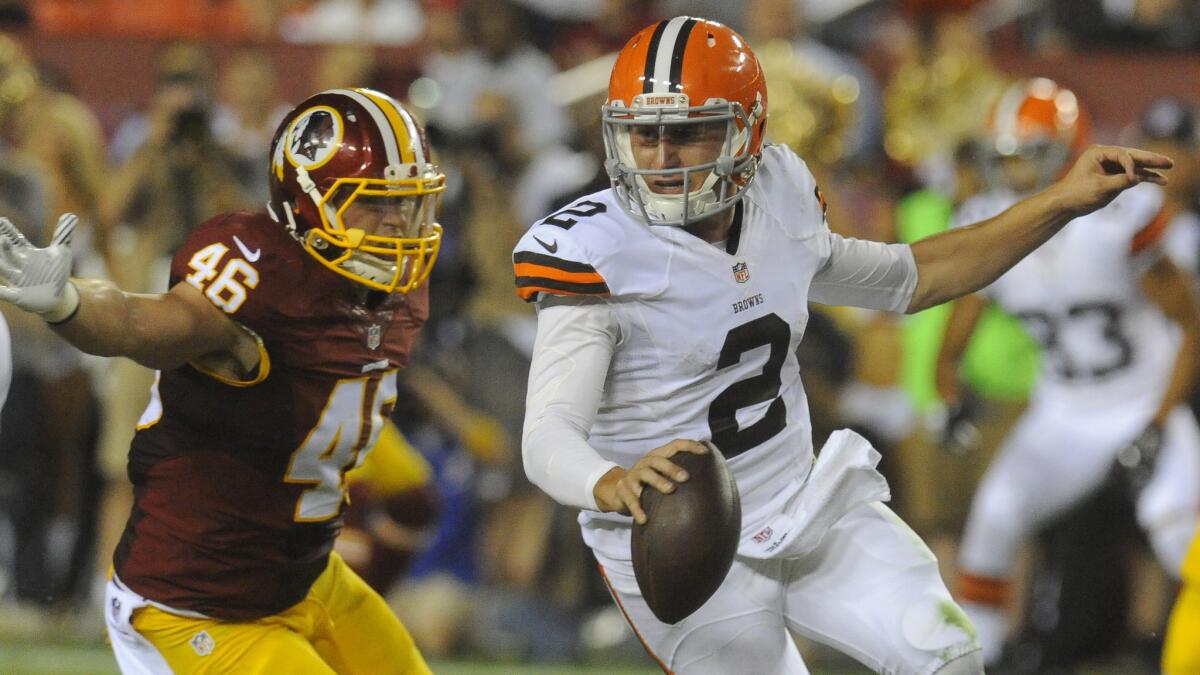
top-left (295, 165), bottom-right (318, 195)
top-left (714, 155), bottom-right (735, 177)
top-left (272, 200), bottom-right (303, 243)
top-left (341, 254), bottom-right (395, 284)
top-left (604, 157), bottom-right (624, 181)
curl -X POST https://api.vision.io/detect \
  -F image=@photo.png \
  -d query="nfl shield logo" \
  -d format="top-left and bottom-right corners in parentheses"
top-left (732, 261), bottom-right (750, 283)
top-left (190, 630), bottom-right (215, 657)
top-left (367, 324), bottom-right (382, 350)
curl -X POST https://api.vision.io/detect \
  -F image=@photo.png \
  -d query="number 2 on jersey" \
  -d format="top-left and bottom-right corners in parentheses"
top-left (284, 373), bottom-right (398, 522)
top-left (708, 313), bottom-right (791, 458)
top-left (542, 200), bottom-right (607, 229)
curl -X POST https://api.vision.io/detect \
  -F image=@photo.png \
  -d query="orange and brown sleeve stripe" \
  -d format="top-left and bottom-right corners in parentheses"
top-left (957, 572), bottom-right (1011, 607)
top-left (1131, 205), bottom-right (1173, 254)
top-left (514, 251), bottom-right (610, 302)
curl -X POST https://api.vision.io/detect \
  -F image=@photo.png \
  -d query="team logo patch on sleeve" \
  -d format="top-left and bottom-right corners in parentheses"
top-left (513, 251), bottom-right (610, 301)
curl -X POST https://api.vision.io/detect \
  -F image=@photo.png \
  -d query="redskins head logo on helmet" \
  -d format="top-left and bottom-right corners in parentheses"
top-left (268, 88), bottom-right (444, 293)
top-left (603, 17), bottom-right (768, 228)
top-left (980, 77), bottom-right (1091, 193)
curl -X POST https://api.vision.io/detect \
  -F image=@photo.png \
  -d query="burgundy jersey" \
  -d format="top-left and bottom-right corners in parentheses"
top-left (113, 211), bottom-right (428, 620)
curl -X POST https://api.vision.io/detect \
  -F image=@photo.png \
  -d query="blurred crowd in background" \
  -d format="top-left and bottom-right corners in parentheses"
top-left (0, 0), bottom-right (1198, 672)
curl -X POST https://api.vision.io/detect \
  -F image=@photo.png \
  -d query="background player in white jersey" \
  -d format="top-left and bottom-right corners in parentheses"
top-left (935, 78), bottom-right (1200, 666)
top-left (514, 18), bottom-right (1172, 675)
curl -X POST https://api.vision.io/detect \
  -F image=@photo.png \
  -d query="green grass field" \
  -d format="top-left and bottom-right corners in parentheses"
top-left (0, 639), bottom-right (666, 675)
top-left (0, 637), bottom-right (1156, 674)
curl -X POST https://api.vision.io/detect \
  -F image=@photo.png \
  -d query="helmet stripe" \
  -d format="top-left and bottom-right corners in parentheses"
top-left (330, 88), bottom-right (402, 166)
top-left (389, 98), bottom-right (427, 166)
top-left (358, 88), bottom-right (420, 165)
top-left (648, 16), bottom-right (690, 94)
top-left (355, 87), bottom-right (417, 164)
top-left (641, 20), bottom-right (669, 94)
top-left (666, 18), bottom-right (697, 93)
top-left (993, 82), bottom-right (1027, 139)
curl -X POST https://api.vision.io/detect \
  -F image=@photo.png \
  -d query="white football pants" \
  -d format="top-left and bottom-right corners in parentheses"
top-left (599, 502), bottom-right (981, 675)
top-left (960, 402), bottom-right (1200, 580)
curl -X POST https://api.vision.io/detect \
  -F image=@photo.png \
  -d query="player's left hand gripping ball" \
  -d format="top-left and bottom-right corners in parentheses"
top-left (631, 442), bottom-right (741, 624)
top-left (0, 213), bottom-right (80, 322)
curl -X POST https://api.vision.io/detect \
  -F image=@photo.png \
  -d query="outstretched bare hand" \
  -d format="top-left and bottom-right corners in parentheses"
top-left (1052, 145), bottom-right (1173, 216)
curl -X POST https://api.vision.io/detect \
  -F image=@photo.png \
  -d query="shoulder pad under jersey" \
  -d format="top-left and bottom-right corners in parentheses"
top-left (744, 143), bottom-right (829, 240)
top-left (513, 190), bottom-right (669, 303)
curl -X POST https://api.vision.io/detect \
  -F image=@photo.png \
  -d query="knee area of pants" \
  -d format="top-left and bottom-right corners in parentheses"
top-left (898, 594), bottom-right (980, 662)
top-left (674, 617), bottom-right (790, 674)
top-left (932, 647), bottom-right (985, 675)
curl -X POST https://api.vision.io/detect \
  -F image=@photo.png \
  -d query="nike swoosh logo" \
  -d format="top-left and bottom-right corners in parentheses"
top-left (533, 236), bottom-right (558, 254)
top-left (232, 235), bottom-right (261, 262)
top-left (361, 358), bottom-right (390, 373)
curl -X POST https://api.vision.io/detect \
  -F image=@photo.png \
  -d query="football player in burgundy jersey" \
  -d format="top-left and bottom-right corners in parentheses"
top-left (0, 88), bottom-right (441, 674)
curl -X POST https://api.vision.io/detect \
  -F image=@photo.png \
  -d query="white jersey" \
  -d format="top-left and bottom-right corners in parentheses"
top-left (514, 144), bottom-right (916, 558)
top-left (954, 184), bottom-right (1175, 410)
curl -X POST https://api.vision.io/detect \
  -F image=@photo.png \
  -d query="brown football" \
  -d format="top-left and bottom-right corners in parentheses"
top-left (630, 444), bottom-right (742, 624)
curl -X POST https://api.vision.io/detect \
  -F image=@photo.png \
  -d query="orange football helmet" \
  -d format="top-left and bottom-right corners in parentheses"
top-left (268, 88), bottom-right (444, 293)
top-left (603, 17), bottom-right (768, 227)
top-left (981, 77), bottom-right (1091, 190)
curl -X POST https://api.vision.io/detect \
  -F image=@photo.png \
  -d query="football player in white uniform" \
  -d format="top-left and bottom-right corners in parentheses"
top-left (515, 19), bottom-right (1172, 675)
top-left (935, 78), bottom-right (1200, 666)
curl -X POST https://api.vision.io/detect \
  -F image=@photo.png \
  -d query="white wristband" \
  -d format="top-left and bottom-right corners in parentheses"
top-left (42, 281), bottom-right (80, 324)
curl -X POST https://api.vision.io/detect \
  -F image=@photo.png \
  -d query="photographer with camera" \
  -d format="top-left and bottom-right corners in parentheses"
top-left (103, 44), bottom-right (251, 276)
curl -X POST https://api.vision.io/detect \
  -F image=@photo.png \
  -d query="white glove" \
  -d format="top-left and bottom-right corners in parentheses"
top-left (0, 213), bottom-right (81, 323)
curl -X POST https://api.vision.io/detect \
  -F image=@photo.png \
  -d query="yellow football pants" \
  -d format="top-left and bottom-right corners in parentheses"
top-left (1164, 526), bottom-right (1200, 675)
top-left (129, 552), bottom-right (431, 674)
